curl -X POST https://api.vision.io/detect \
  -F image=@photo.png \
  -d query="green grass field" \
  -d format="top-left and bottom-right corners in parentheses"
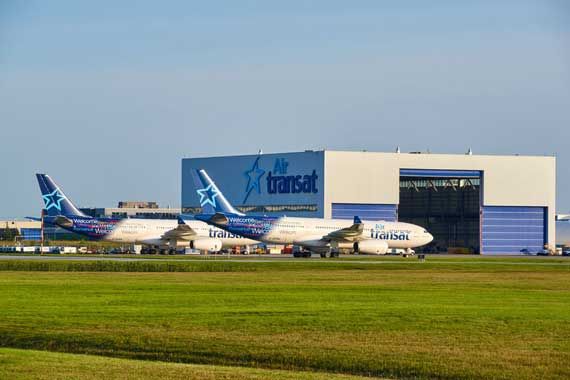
top-left (0, 348), bottom-right (376, 380)
top-left (0, 256), bottom-right (569, 379)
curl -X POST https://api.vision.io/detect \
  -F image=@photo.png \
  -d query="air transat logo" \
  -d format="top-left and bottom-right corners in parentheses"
top-left (42, 189), bottom-right (66, 212)
top-left (243, 156), bottom-right (318, 203)
top-left (243, 156), bottom-right (265, 203)
top-left (196, 184), bottom-right (219, 208)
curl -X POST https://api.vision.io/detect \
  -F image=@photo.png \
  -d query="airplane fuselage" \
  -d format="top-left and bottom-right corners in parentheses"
top-left (49, 217), bottom-right (257, 247)
top-left (198, 215), bottom-right (433, 249)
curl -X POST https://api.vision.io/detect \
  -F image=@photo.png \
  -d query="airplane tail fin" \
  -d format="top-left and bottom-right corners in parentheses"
top-left (36, 174), bottom-right (88, 218)
top-left (191, 169), bottom-right (244, 216)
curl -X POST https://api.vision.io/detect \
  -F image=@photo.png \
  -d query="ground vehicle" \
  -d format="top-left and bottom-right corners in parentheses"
top-left (387, 248), bottom-right (415, 257)
top-left (292, 246), bottom-right (312, 258)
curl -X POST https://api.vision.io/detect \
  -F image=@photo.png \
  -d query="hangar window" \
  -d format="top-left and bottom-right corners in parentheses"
top-left (182, 204), bottom-right (318, 215)
top-left (399, 170), bottom-right (481, 254)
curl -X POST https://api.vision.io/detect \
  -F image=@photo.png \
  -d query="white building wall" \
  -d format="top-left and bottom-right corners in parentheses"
top-left (0, 220), bottom-right (42, 230)
top-left (324, 151), bottom-right (556, 248)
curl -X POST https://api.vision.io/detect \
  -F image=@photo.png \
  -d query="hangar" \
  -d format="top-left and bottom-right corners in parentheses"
top-left (182, 151), bottom-right (556, 254)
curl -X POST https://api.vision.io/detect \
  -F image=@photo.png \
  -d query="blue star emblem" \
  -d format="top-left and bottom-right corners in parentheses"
top-left (42, 189), bottom-right (66, 212)
top-left (243, 156), bottom-right (265, 203)
top-left (196, 184), bottom-right (219, 208)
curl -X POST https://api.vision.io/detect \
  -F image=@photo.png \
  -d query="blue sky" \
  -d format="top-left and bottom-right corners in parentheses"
top-left (1, 1), bottom-right (569, 217)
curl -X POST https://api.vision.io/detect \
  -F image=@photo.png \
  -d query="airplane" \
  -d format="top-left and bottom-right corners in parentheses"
top-left (34, 173), bottom-right (259, 253)
top-left (183, 169), bottom-right (434, 257)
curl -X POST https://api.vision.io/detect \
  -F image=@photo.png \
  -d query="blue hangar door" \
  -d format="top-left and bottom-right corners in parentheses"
top-left (331, 203), bottom-right (397, 221)
top-left (481, 206), bottom-right (547, 254)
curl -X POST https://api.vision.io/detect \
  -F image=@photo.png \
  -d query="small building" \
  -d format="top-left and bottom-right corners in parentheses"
top-left (117, 201), bottom-right (159, 209)
top-left (0, 220), bottom-right (75, 241)
top-left (182, 150), bottom-right (556, 255)
top-left (80, 201), bottom-right (180, 219)
top-left (80, 208), bottom-right (180, 219)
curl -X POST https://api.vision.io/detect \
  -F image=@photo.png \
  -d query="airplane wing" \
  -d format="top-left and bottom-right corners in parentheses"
top-left (322, 216), bottom-right (364, 242)
top-left (161, 220), bottom-right (198, 241)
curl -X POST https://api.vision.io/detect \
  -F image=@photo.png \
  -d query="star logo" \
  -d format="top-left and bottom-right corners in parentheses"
top-left (196, 184), bottom-right (219, 209)
top-left (243, 156), bottom-right (265, 203)
top-left (42, 189), bottom-right (66, 212)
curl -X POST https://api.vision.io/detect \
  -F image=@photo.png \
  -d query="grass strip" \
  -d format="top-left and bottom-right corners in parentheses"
top-left (0, 347), bottom-right (379, 380)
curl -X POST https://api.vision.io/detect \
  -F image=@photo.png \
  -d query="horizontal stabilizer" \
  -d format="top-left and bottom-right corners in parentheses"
top-left (209, 213), bottom-right (229, 226)
top-left (54, 215), bottom-right (74, 228)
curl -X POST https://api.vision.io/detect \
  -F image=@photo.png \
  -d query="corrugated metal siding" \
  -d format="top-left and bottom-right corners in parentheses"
top-left (332, 203), bottom-right (397, 221)
top-left (481, 206), bottom-right (546, 254)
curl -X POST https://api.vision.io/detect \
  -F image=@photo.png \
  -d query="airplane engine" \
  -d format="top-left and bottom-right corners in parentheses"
top-left (191, 238), bottom-right (222, 252)
top-left (354, 240), bottom-right (389, 255)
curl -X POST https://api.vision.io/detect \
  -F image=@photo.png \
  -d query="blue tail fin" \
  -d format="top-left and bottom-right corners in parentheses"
top-left (36, 174), bottom-right (88, 217)
top-left (191, 169), bottom-right (244, 215)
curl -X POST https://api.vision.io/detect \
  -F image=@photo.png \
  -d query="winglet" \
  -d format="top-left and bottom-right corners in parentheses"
top-left (354, 216), bottom-right (362, 224)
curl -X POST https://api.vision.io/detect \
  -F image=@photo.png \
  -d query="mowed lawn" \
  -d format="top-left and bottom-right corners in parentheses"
top-left (0, 259), bottom-right (569, 379)
top-left (0, 348), bottom-right (378, 380)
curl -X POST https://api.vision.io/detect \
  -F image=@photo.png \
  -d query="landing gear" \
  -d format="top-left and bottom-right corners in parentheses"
top-left (319, 249), bottom-right (339, 258)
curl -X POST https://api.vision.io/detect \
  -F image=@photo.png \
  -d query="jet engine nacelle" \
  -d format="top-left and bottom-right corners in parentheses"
top-left (354, 240), bottom-right (389, 255)
top-left (191, 238), bottom-right (222, 252)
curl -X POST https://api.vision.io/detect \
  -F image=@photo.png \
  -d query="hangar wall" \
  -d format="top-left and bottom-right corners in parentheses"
top-left (182, 150), bottom-right (556, 253)
top-left (323, 151), bottom-right (556, 250)
top-left (182, 151), bottom-right (325, 217)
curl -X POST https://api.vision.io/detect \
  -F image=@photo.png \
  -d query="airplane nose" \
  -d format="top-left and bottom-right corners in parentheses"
top-left (426, 233), bottom-right (434, 243)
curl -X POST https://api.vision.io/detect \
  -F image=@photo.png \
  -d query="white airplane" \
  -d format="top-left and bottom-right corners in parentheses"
top-left (36, 174), bottom-right (258, 252)
top-left (187, 169), bottom-right (434, 257)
